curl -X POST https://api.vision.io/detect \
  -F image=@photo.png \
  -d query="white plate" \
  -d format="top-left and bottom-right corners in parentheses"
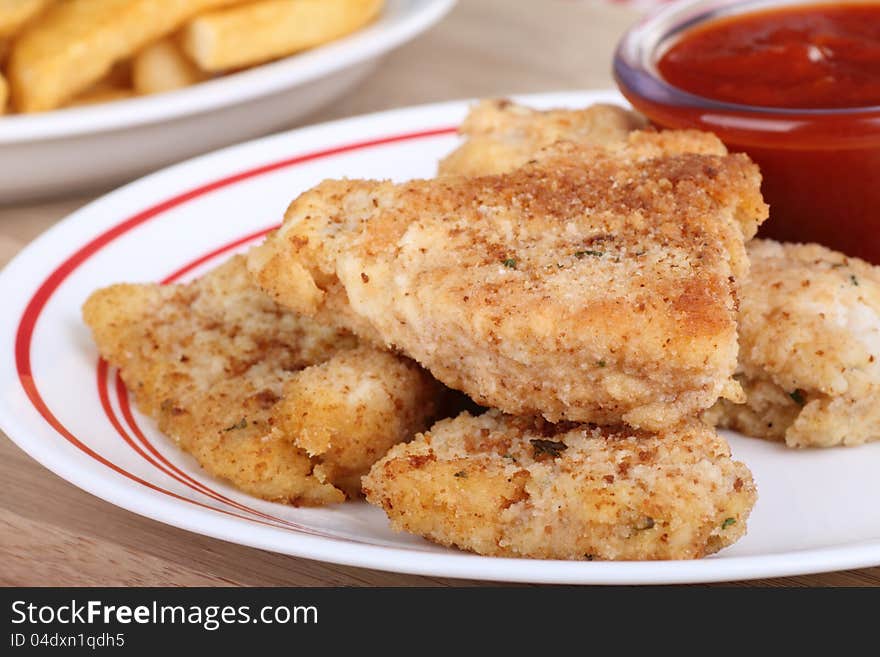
top-left (0, 0), bottom-right (455, 202)
top-left (2, 90), bottom-right (880, 585)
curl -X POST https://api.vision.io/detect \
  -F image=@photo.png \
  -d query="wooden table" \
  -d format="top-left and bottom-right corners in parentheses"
top-left (1, 0), bottom-right (877, 587)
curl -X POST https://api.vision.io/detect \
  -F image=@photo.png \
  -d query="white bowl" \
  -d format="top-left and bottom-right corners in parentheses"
top-left (0, 0), bottom-right (455, 203)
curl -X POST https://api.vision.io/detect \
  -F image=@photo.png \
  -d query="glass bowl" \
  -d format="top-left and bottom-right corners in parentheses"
top-left (614, 0), bottom-right (880, 264)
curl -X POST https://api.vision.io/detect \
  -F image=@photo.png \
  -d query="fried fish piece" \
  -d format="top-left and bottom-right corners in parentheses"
top-left (248, 137), bottom-right (768, 429)
top-left (446, 103), bottom-right (879, 448)
top-left (364, 410), bottom-right (756, 560)
top-left (83, 255), bottom-right (441, 505)
top-left (705, 240), bottom-right (880, 448)
top-left (439, 99), bottom-right (648, 176)
top-left (439, 99), bottom-right (733, 180)
top-left (272, 344), bottom-right (442, 494)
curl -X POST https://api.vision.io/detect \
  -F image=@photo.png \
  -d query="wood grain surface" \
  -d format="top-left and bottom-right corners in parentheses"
top-left (1, 0), bottom-right (877, 587)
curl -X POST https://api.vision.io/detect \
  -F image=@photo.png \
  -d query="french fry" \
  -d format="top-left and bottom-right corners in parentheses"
top-left (64, 63), bottom-right (135, 108)
top-left (182, 0), bottom-right (384, 72)
top-left (65, 85), bottom-right (135, 108)
top-left (0, 0), bottom-right (52, 39)
top-left (132, 38), bottom-right (207, 95)
top-left (7, 0), bottom-right (250, 113)
top-left (0, 71), bottom-right (8, 114)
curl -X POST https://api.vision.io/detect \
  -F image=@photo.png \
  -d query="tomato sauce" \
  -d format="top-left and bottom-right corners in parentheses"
top-left (618, 3), bottom-right (880, 264)
top-left (658, 4), bottom-right (880, 110)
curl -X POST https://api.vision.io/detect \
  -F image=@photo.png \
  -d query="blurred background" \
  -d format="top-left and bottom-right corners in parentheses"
top-left (317, 0), bottom-right (644, 120)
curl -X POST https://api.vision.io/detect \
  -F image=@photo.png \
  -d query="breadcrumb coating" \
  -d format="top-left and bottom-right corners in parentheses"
top-left (83, 255), bottom-right (441, 504)
top-left (274, 345), bottom-right (442, 494)
top-left (248, 135), bottom-right (768, 429)
top-left (438, 99), bottom-right (648, 176)
top-left (364, 410), bottom-right (756, 560)
top-left (705, 240), bottom-right (880, 447)
top-left (444, 102), bottom-right (877, 449)
top-left (438, 99), bottom-right (728, 177)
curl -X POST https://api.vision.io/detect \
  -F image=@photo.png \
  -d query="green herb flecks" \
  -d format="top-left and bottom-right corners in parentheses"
top-left (851, 274), bottom-right (860, 286)
top-left (721, 517), bottom-right (736, 530)
top-left (530, 439), bottom-right (568, 459)
top-left (574, 250), bottom-right (604, 259)
top-left (502, 258), bottom-right (517, 269)
top-left (224, 418), bottom-right (248, 432)
top-left (789, 389), bottom-right (806, 406)
top-left (597, 360), bottom-right (606, 368)
top-left (454, 470), bottom-right (468, 478)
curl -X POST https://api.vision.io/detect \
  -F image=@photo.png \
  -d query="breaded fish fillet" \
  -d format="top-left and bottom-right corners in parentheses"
top-left (364, 410), bottom-right (756, 560)
top-left (82, 255), bottom-right (441, 505)
top-left (438, 99), bottom-right (732, 178)
top-left (438, 99), bottom-right (647, 176)
top-left (705, 240), bottom-right (880, 447)
top-left (248, 137), bottom-right (768, 430)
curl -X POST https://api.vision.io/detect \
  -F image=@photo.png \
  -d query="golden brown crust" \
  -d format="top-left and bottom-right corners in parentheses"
top-left (364, 410), bottom-right (756, 560)
top-left (275, 345), bottom-right (442, 494)
top-left (248, 134), bottom-right (768, 429)
top-left (83, 255), bottom-right (441, 504)
top-left (438, 99), bottom-right (649, 176)
top-left (706, 240), bottom-right (880, 447)
top-left (449, 103), bottom-right (875, 449)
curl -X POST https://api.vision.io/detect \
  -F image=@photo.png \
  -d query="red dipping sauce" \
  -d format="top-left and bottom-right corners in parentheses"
top-left (615, 1), bottom-right (880, 263)
top-left (658, 4), bottom-right (880, 110)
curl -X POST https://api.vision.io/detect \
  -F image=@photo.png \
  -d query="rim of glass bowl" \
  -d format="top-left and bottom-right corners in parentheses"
top-left (613, 0), bottom-right (880, 117)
